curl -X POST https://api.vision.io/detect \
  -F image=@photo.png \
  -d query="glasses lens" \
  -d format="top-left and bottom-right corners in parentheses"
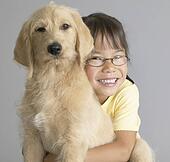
top-left (112, 56), bottom-right (127, 66)
top-left (87, 57), bottom-right (104, 66)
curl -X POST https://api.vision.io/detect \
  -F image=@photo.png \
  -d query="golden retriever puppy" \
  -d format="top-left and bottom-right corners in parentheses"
top-left (14, 3), bottom-right (154, 162)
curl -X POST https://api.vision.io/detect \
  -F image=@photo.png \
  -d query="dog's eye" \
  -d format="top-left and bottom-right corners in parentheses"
top-left (35, 27), bottom-right (46, 32)
top-left (60, 23), bottom-right (71, 30)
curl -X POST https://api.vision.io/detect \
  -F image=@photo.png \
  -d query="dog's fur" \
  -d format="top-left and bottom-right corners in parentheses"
top-left (14, 3), bottom-right (154, 162)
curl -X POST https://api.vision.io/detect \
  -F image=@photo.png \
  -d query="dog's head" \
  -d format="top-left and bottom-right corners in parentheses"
top-left (14, 3), bottom-right (93, 77)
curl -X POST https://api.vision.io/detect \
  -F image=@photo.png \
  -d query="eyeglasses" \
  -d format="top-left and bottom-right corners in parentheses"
top-left (86, 55), bottom-right (128, 67)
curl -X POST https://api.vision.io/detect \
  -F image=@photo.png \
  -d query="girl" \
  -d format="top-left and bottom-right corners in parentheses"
top-left (44, 13), bottom-right (141, 162)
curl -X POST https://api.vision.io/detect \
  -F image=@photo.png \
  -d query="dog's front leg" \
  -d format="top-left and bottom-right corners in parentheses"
top-left (22, 125), bottom-right (45, 162)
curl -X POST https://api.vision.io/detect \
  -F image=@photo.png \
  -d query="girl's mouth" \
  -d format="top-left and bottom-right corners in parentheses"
top-left (98, 78), bottom-right (118, 86)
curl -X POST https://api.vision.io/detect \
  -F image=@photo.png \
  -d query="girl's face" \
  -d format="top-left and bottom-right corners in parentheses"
top-left (85, 35), bottom-right (128, 104)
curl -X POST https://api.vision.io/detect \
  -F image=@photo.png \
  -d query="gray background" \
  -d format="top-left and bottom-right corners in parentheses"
top-left (0, 0), bottom-right (169, 161)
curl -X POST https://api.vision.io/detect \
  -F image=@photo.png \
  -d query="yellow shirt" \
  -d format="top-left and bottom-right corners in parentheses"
top-left (101, 79), bottom-right (141, 131)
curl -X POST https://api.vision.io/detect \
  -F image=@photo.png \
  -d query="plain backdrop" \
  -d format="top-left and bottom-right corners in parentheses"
top-left (0, 0), bottom-right (170, 161)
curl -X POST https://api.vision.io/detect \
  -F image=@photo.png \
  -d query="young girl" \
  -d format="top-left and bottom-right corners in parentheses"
top-left (44, 13), bottom-right (141, 162)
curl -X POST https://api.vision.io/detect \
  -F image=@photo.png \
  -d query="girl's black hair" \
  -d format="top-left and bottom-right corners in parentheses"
top-left (82, 13), bottom-right (134, 84)
top-left (82, 13), bottom-right (129, 58)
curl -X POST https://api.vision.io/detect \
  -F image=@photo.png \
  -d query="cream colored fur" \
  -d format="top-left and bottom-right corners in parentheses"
top-left (14, 3), bottom-right (154, 162)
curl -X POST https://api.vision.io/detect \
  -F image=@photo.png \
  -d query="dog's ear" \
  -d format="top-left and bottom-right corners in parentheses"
top-left (14, 20), bottom-right (34, 78)
top-left (71, 11), bottom-right (94, 64)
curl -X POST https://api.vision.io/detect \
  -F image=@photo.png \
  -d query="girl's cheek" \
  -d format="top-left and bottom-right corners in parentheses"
top-left (85, 66), bottom-right (96, 82)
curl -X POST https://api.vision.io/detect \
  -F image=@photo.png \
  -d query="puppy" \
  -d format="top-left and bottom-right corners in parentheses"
top-left (14, 3), bottom-right (154, 162)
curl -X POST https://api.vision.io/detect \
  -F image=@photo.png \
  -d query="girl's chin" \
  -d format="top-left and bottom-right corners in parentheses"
top-left (97, 86), bottom-right (117, 97)
top-left (96, 82), bottom-right (120, 95)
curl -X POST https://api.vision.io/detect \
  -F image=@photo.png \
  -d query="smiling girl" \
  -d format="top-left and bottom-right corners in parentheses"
top-left (83, 13), bottom-right (141, 162)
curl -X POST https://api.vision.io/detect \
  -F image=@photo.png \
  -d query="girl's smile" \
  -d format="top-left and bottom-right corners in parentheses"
top-left (97, 78), bottom-right (118, 87)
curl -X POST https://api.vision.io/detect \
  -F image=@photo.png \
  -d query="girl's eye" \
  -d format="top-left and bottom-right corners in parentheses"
top-left (91, 57), bottom-right (103, 60)
top-left (113, 55), bottom-right (123, 59)
top-left (35, 27), bottom-right (46, 32)
top-left (60, 23), bottom-right (71, 30)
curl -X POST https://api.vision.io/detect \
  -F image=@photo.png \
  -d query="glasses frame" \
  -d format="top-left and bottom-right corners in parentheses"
top-left (86, 55), bottom-right (129, 67)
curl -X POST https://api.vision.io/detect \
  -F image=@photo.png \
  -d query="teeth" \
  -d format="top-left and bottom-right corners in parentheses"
top-left (99, 79), bottom-right (117, 84)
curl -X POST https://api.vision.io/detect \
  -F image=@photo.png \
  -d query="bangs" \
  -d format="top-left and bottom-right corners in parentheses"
top-left (91, 19), bottom-right (125, 50)
top-left (82, 13), bottom-right (129, 56)
top-left (96, 29), bottom-right (123, 50)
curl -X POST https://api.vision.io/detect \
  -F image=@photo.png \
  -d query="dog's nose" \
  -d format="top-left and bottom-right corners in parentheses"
top-left (47, 42), bottom-right (62, 56)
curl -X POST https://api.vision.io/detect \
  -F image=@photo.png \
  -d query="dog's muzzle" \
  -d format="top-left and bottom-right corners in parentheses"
top-left (47, 42), bottom-right (62, 56)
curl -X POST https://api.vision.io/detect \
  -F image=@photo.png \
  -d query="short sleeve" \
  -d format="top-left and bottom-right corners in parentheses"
top-left (111, 84), bottom-right (141, 131)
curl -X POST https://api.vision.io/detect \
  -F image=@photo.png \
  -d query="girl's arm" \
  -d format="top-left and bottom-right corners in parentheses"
top-left (85, 130), bottom-right (136, 162)
top-left (44, 130), bottom-right (136, 162)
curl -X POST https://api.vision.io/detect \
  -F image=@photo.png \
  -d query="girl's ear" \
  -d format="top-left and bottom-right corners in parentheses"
top-left (71, 10), bottom-right (94, 64)
top-left (14, 20), bottom-right (34, 78)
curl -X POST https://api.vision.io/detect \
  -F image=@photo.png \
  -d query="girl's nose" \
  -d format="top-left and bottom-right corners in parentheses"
top-left (102, 60), bottom-right (116, 73)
